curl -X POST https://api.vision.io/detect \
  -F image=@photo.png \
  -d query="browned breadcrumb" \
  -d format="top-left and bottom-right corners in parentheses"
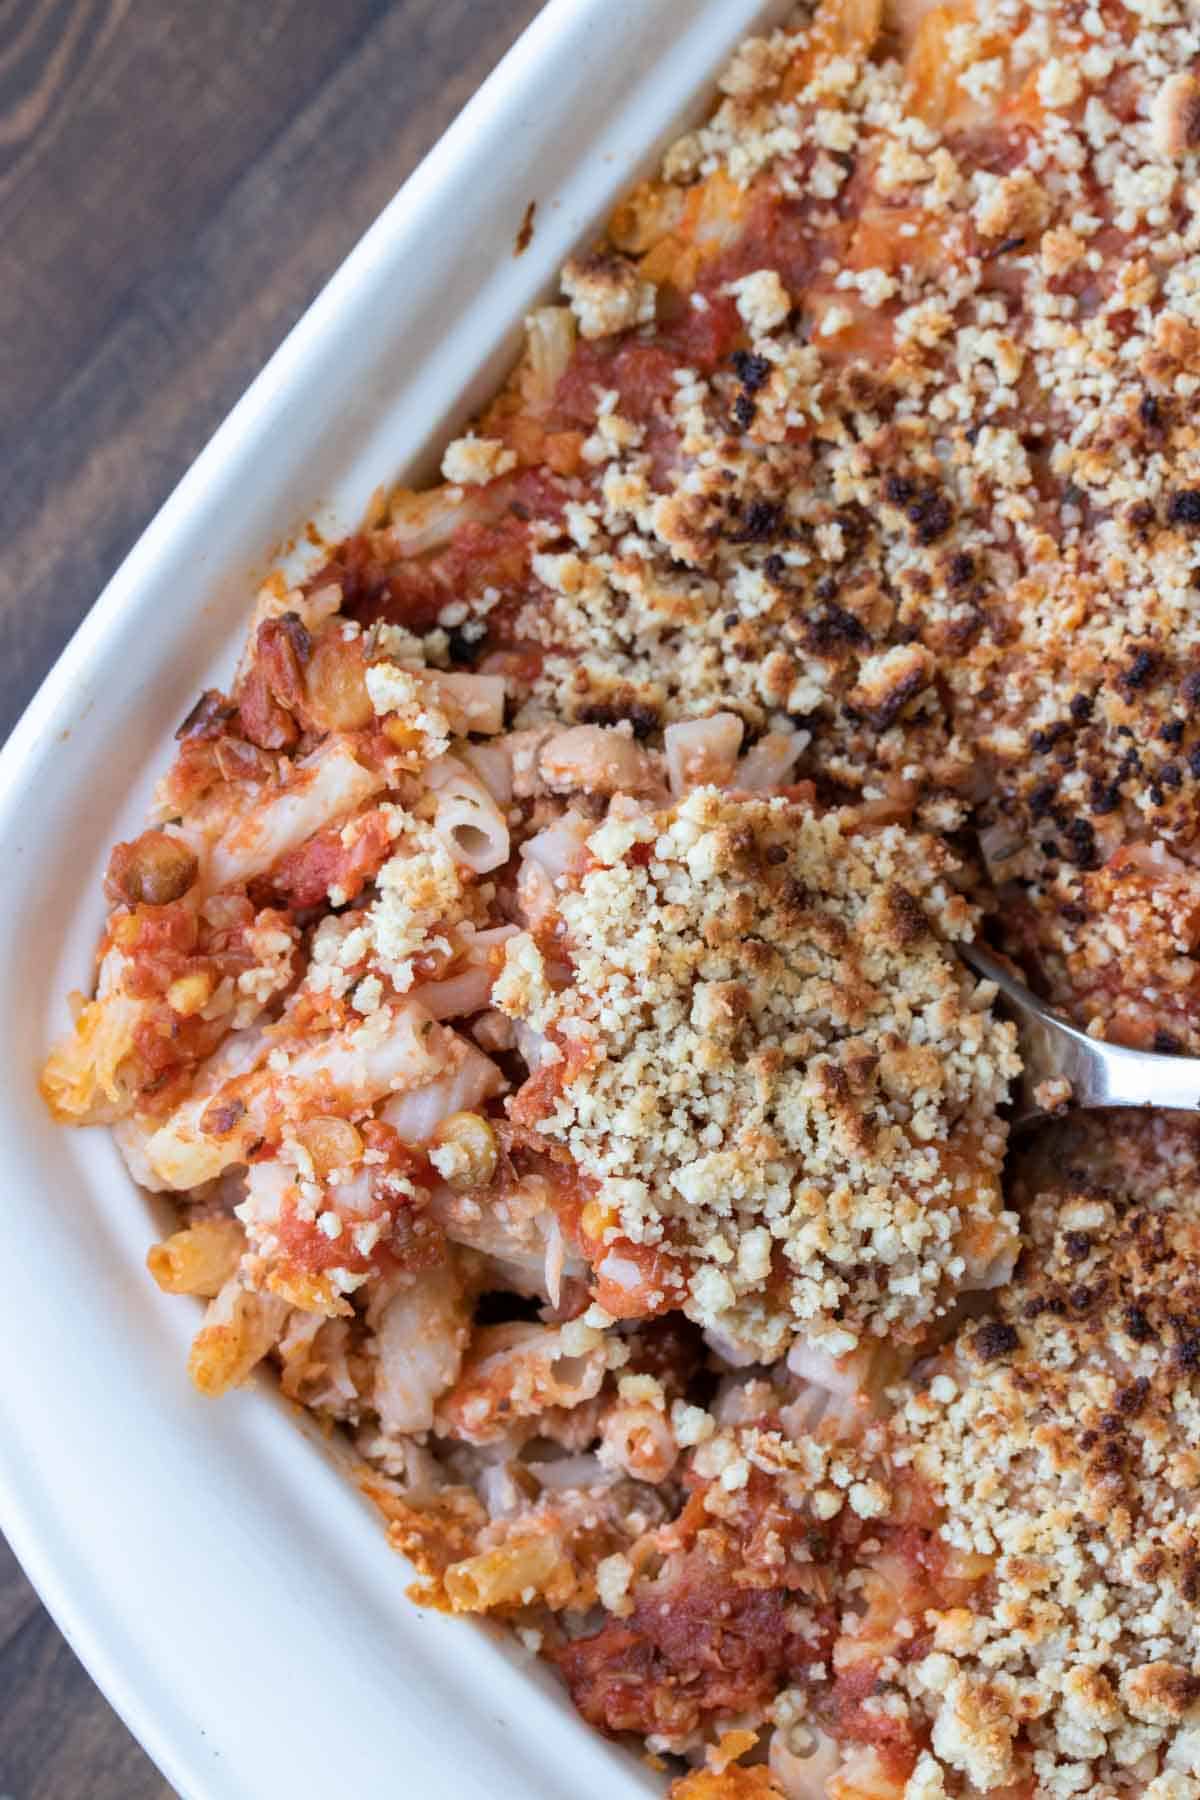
top-left (886, 1116), bottom-right (1200, 1798)
top-left (498, 789), bottom-right (1018, 1355)
top-left (457, 0), bottom-right (1200, 1054)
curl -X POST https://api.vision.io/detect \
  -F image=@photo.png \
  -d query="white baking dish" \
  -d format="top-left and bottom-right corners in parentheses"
top-left (0, 3), bottom-right (795, 1794)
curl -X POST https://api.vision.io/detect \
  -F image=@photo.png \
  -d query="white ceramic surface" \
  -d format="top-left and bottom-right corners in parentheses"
top-left (0, 3), bottom-right (793, 1794)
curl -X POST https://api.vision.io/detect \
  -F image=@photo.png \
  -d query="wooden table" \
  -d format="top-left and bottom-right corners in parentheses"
top-left (0, 3), bottom-right (539, 1791)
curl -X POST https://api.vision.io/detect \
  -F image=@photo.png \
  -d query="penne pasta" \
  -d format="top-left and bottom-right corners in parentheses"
top-left (521, 306), bottom-right (578, 413)
top-left (205, 738), bottom-right (383, 895)
top-left (387, 482), bottom-right (476, 554)
top-left (372, 1255), bottom-right (471, 1435)
top-left (187, 1278), bottom-right (290, 1397)
top-left (520, 815), bottom-right (592, 881)
top-left (537, 724), bottom-right (657, 797)
top-left (459, 740), bottom-right (513, 806)
top-left (40, 956), bottom-right (146, 1125)
top-left (442, 1533), bottom-right (561, 1614)
top-left (147, 1218), bottom-right (245, 1297)
top-left (411, 963), bottom-right (496, 1021)
top-left (426, 757), bottom-right (510, 873)
top-left (770, 1731), bottom-right (843, 1800)
top-left (735, 729), bottom-right (805, 792)
top-left (144, 1002), bottom-right (451, 1189)
top-left (598, 1399), bottom-right (676, 1483)
top-left (379, 1035), bottom-right (504, 1143)
top-left (430, 1172), bottom-right (586, 1302)
top-left (418, 671), bottom-right (506, 737)
top-left (663, 713), bottom-right (744, 795)
top-left (435, 1321), bottom-right (614, 1445)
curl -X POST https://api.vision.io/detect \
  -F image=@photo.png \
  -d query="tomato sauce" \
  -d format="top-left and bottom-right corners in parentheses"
top-left (268, 812), bottom-right (392, 910)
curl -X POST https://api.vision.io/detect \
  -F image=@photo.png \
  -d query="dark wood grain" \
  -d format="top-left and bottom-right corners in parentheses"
top-left (0, 1), bottom-right (539, 1792)
top-left (0, 1535), bottom-right (174, 1800)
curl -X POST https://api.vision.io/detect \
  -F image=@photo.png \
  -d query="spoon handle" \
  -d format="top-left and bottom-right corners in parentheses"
top-left (959, 942), bottom-right (1200, 1127)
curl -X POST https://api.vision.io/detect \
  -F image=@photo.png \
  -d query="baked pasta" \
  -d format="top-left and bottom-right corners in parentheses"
top-left (42, 0), bottom-right (1200, 1791)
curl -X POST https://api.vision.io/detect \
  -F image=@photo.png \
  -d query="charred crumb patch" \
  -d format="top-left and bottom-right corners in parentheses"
top-left (730, 499), bottom-right (783, 543)
top-left (1063, 817), bottom-right (1100, 871)
top-left (1167, 488), bottom-right (1200, 527)
top-left (972, 1319), bottom-right (1020, 1361)
top-left (804, 605), bottom-right (870, 654)
top-left (731, 392), bottom-right (757, 430)
top-left (730, 348), bottom-right (771, 393)
top-left (884, 884), bottom-right (928, 945)
top-left (1124, 1303), bottom-right (1156, 1343)
top-left (578, 698), bottom-right (661, 740)
top-left (1118, 647), bottom-right (1161, 695)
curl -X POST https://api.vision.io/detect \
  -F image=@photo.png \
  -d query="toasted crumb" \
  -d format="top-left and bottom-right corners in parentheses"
top-left (1151, 70), bottom-right (1200, 160)
top-left (440, 435), bottom-right (516, 486)
top-left (1033, 1075), bottom-right (1072, 1115)
top-left (887, 1116), bottom-right (1200, 1796)
top-left (502, 789), bottom-right (1018, 1353)
top-left (727, 268), bottom-right (791, 337)
top-left (562, 253), bottom-right (657, 339)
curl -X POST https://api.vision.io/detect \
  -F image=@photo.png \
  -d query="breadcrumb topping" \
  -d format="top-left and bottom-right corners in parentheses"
top-left (440, 435), bottom-right (517, 487)
top-left (562, 253), bottom-right (658, 340)
top-left (472, 0), bottom-right (1200, 1055)
top-left (887, 1116), bottom-right (1200, 1797)
top-left (500, 788), bottom-right (1018, 1354)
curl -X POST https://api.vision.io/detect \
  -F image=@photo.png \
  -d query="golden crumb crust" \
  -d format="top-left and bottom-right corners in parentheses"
top-left (500, 788), bottom-right (1018, 1353)
top-left (884, 1115), bottom-right (1200, 1797)
top-left (454, 0), bottom-right (1200, 1054)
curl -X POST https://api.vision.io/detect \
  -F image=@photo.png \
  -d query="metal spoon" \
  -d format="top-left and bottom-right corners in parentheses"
top-left (959, 942), bottom-right (1200, 1129)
